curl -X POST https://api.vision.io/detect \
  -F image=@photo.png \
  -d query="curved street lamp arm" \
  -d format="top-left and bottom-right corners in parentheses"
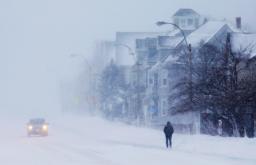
top-left (115, 43), bottom-right (136, 61)
top-left (156, 21), bottom-right (191, 51)
top-left (69, 53), bottom-right (93, 72)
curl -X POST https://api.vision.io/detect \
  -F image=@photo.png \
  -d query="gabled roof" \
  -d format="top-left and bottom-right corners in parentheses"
top-left (231, 33), bottom-right (256, 58)
top-left (150, 21), bottom-right (239, 72)
top-left (166, 29), bottom-right (182, 36)
top-left (185, 21), bottom-right (231, 47)
top-left (173, 8), bottom-right (199, 17)
top-left (158, 36), bottom-right (184, 48)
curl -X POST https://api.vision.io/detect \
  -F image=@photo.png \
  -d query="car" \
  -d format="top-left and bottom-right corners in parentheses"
top-left (27, 118), bottom-right (49, 136)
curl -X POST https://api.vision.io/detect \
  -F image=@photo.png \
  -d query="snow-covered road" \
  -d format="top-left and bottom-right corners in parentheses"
top-left (1, 115), bottom-right (256, 165)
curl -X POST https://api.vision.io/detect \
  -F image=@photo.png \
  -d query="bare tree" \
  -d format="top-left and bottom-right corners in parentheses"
top-left (98, 60), bottom-right (128, 119)
top-left (169, 35), bottom-right (256, 137)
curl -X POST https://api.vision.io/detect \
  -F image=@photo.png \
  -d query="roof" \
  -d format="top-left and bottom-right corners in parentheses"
top-left (173, 8), bottom-right (199, 17)
top-left (166, 29), bottom-right (181, 36)
top-left (150, 21), bottom-right (241, 71)
top-left (151, 55), bottom-right (179, 72)
top-left (29, 118), bottom-right (45, 124)
top-left (162, 55), bottom-right (179, 66)
top-left (185, 21), bottom-right (229, 47)
top-left (231, 33), bottom-right (256, 58)
top-left (150, 61), bottom-right (162, 72)
top-left (150, 21), bottom-right (230, 71)
top-left (158, 36), bottom-right (184, 48)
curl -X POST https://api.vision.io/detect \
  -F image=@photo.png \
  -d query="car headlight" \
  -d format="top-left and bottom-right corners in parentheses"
top-left (28, 125), bottom-right (33, 130)
top-left (42, 125), bottom-right (48, 131)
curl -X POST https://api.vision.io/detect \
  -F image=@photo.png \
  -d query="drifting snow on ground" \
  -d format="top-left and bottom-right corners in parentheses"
top-left (1, 115), bottom-right (256, 165)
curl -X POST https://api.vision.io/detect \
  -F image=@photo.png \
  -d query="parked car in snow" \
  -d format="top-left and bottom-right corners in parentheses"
top-left (27, 118), bottom-right (48, 136)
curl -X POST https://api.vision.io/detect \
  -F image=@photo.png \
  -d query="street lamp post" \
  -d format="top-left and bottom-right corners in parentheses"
top-left (156, 21), bottom-right (193, 107)
top-left (69, 54), bottom-right (96, 114)
top-left (115, 43), bottom-right (143, 123)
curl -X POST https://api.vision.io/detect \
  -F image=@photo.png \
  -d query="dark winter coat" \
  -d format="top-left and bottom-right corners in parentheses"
top-left (164, 122), bottom-right (174, 137)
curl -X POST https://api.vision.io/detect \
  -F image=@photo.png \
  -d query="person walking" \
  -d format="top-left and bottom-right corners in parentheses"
top-left (163, 121), bottom-right (174, 148)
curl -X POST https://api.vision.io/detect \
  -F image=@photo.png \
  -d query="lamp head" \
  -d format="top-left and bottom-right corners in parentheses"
top-left (156, 21), bottom-right (167, 26)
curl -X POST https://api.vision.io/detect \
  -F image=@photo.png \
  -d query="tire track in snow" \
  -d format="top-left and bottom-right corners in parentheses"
top-left (106, 139), bottom-right (256, 165)
top-left (40, 141), bottom-right (119, 165)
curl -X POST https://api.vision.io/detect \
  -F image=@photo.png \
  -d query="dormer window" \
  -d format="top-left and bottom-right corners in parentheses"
top-left (172, 8), bottom-right (203, 31)
top-left (188, 19), bottom-right (193, 26)
top-left (180, 19), bottom-right (186, 28)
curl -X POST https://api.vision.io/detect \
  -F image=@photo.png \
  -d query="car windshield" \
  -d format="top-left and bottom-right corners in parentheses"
top-left (29, 119), bottom-right (45, 124)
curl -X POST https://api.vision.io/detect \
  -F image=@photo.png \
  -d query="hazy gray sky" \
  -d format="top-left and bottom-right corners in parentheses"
top-left (1, 0), bottom-right (256, 49)
top-left (1, 0), bottom-right (255, 115)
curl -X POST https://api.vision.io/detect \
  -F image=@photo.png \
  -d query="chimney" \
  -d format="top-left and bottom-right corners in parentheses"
top-left (236, 17), bottom-right (242, 29)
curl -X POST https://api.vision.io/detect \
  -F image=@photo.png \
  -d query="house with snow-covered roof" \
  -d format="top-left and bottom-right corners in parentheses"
top-left (231, 33), bottom-right (256, 58)
top-left (138, 19), bottom-right (242, 133)
top-left (117, 9), bottom-right (250, 133)
top-left (146, 20), bottom-right (237, 112)
top-left (230, 33), bottom-right (256, 82)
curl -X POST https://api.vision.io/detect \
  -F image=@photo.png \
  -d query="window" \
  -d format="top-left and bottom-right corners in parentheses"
top-left (136, 39), bottom-right (145, 49)
top-left (148, 48), bottom-right (157, 57)
top-left (188, 18), bottom-right (193, 26)
top-left (180, 19), bottom-right (186, 27)
top-left (162, 101), bottom-right (167, 116)
top-left (149, 78), bottom-right (153, 84)
top-left (158, 36), bottom-right (170, 47)
top-left (163, 78), bottom-right (167, 86)
top-left (154, 73), bottom-right (158, 86)
top-left (146, 38), bottom-right (157, 48)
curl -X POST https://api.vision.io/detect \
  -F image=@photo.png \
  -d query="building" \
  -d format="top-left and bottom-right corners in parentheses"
top-left (94, 33), bottom-right (164, 121)
top-left (133, 15), bottom-right (241, 132)
top-left (97, 8), bottom-right (255, 134)
top-left (172, 8), bottom-right (205, 31)
top-left (115, 32), bottom-right (164, 66)
top-left (230, 32), bottom-right (256, 137)
top-left (231, 32), bottom-right (256, 80)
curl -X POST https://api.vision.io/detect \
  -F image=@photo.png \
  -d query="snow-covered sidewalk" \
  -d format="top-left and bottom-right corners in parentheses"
top-left (1, 115), bottom-right (256, 165)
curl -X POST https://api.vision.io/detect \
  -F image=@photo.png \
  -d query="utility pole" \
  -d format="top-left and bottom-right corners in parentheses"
top-left (188, 44), bottom-right (193, 104)
top-left (135, 61), bottom-right (143, 124)
top-left (69, 53), bottom-right (94, 113)
top-left (114, 43), bottom-right (138, 120)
